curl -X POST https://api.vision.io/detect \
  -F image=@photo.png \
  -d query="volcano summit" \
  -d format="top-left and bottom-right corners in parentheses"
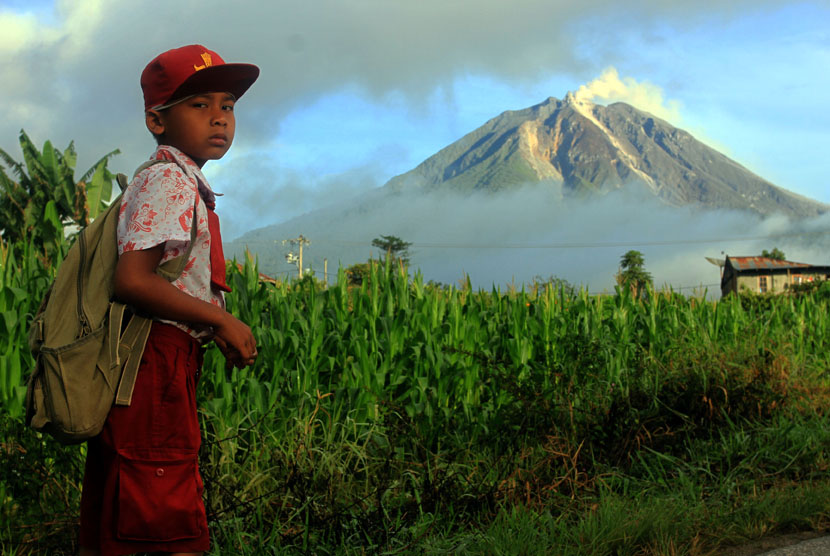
top-left (384, 94), bottom-right (826, 218)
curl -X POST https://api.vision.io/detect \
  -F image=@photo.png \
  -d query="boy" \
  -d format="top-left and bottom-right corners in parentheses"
top-left (79, 45), bottom-right (259, 556)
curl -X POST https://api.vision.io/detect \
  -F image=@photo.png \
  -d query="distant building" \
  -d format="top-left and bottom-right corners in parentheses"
top-left (232, 261), bottom-right (278, 285)
top-left (720, 256), bottom-right (830, 297)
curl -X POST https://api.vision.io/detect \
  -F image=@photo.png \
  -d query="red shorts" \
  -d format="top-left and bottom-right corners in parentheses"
top-left (80, 322), bottom-right (209, 555)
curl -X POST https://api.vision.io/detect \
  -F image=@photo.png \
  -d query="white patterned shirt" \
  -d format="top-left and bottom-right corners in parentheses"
top-left (117, 145), bottom-right (224, 338)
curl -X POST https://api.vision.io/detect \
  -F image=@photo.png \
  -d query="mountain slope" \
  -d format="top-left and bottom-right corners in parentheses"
top-left (384, 95), bottom-right (826, 218)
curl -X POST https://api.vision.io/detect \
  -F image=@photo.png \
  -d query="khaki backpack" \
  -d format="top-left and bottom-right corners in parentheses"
top-left (25, 160), bottom-right (196, 445)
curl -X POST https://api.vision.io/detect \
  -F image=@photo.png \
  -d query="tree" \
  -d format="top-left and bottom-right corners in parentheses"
top-left (532, 274), bottom-right (576, 298)
top-left (0, 130), bottom-right (119, 259)
top-left (345, 261), bottom-right (377, 286)
top-left (371, 235), bottom-right (412, 265)
top-left (616, 249), bottom-right (652, 296)
top-left (761, 247), bottom-right (786, 261)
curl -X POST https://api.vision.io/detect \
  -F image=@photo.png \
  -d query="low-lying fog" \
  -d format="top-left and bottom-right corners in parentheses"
top-left (227, 184), bottom-right (830, 297)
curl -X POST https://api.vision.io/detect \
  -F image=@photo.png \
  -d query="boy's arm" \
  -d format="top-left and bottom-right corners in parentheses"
top-left (114, 245), bottom-right (257, 368)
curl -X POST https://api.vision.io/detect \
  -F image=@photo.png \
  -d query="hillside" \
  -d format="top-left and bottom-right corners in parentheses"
top-left (384, 94), bottom-right (826, 218)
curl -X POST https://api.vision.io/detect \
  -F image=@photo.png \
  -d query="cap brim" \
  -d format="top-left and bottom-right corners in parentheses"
top-left (167, 63), bottom-right (260, 105)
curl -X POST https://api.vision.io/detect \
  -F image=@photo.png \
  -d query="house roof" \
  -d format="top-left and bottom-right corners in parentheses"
top-left (232, 261), bottom-right (278, 284)
top-left (727, 256), bottom-right (811, 271)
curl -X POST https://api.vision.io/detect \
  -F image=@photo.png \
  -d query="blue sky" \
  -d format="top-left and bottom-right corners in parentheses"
top-left (1, 0), bottom-right (829, 289)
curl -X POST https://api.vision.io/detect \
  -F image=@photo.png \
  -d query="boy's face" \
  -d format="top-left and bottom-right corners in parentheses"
top-left (146, 92), bottom-right (236, 167)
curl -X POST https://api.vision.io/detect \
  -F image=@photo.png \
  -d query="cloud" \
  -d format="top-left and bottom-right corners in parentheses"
top-left (0, 0), bottom-right (120, 165)
top-left (0, 0), bottom-right (793, 168)
top-left (0, 11), bottom-right (45, 52)
top-left (231, 184), bottom-right (830, 294)
top-left (205, 149), bottom-right (385, 241)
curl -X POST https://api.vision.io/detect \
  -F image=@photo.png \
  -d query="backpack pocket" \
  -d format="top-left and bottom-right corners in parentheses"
top-left (116, 454), bottom-right (203, 542)
top-left (34, 324), bottom-right (117, 443)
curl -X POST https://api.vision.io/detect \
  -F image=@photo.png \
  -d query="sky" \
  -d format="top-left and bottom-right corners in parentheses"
top-left (1, 0), bottom-right (829, 291)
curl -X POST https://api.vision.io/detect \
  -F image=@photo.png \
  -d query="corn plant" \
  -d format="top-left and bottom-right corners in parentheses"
top-left (0, 237), bottom-right (56, 417)
top-left (189, 259), bottom-right (830, 455)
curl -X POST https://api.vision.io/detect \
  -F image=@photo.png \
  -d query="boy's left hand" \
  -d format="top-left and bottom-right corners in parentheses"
top-left (214, 336), bottom-right (258, 368)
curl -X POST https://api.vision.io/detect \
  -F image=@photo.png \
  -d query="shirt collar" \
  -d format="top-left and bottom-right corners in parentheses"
top-left (152, 145), bottom-right (220, 205)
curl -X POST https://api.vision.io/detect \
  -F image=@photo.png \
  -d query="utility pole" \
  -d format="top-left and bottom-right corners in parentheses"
top-left (282, 235), bottom-right (310, 279)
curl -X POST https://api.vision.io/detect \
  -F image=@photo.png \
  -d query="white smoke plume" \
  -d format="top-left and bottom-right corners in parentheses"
top-left (573, 67), bottom-right (683, 124)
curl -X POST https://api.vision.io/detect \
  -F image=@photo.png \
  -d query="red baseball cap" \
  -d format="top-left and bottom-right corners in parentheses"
top-left (141, 44), bottom-right (260, 111)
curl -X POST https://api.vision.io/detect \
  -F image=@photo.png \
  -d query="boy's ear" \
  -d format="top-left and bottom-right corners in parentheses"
top-left (145, 109), bottom-right (165, 137)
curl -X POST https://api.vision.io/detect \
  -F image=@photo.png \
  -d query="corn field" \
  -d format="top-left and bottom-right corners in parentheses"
top-left (3, 234), bottom-right (830, 437)
top-left (3, 233), bottom-right (830, 553)
top-left (1, 236), bottom-right (827, 455)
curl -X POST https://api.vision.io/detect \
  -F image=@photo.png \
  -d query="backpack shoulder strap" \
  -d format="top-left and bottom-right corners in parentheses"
top-left (113, 306), bottom-right (153, 406)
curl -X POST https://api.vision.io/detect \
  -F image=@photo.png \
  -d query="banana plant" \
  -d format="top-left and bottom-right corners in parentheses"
top-left (0, 130), bottom-right (119, 263)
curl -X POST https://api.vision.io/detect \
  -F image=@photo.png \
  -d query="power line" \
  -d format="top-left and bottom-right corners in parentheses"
top-left (232, 228), bottom-right (830, 250)
top-left (673, 282), bottom-right (721, 291)
top-left (585, 283), bottom-right (721, 296)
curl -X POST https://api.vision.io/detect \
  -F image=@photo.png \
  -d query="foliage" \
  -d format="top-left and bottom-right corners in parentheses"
top-left (762, 247), bottom-right (786, 260)
top-left (788, 278), bottom-right (830, 297)
top-left (371, 234), bottom-right (411, 265)
top-left (0, 417), bottom-right (84, 553)
top-left (344, 260), bottom-right (376, 286)
top-left (288, 272), bottom-right (328, 294)
top-left (0, 238), bottom-right (56, 418)
top-left (0, 130), bottom-right (119, 261)
top-left (531, 274), bottom-right (576, 298)
top-left (616, 249), bottom-right (652, 297)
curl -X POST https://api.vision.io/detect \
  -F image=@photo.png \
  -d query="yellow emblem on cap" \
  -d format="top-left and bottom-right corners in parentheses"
top-left (193, 52), bottom-right (213, 71)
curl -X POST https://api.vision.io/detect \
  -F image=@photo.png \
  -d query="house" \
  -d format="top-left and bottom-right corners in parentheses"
top-left (720, 256), bottom-right (830, 297)
top-left (232, 261), bottom-right (278, 285)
